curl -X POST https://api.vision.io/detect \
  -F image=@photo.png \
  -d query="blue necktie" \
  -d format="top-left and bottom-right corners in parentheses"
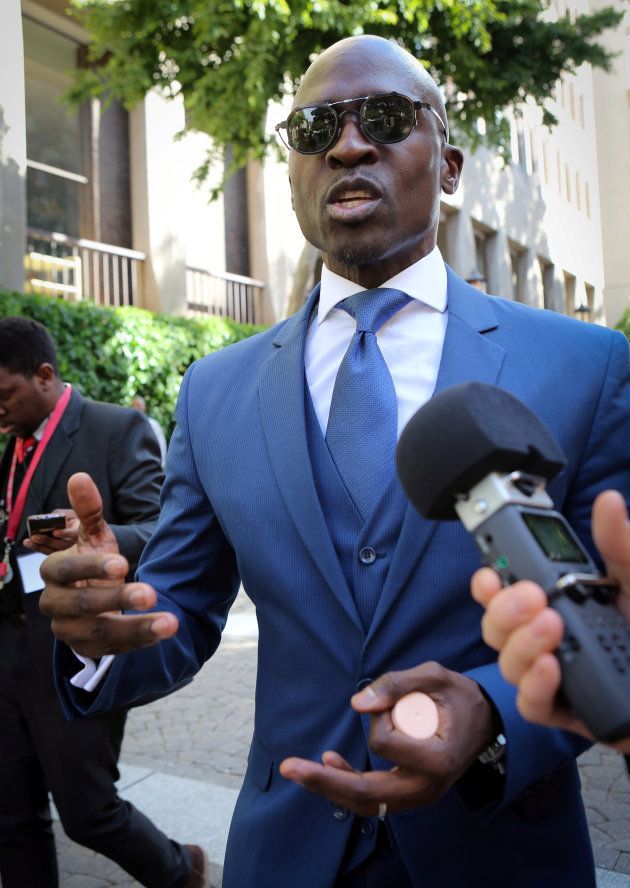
top-left (325, 288), bottom-right (412, 520)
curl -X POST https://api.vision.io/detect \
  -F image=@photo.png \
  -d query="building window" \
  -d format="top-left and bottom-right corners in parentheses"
top-left (565, 163), bottom-right (572, 203)
top-left (585, 283), bottom-right (595, 317)
top-left (538, 257), bottom-right (555, 310)
top-left (585, 181), bottom-right (591, 219)
top-left (471, 226), bottom-right (490, 292)
top-left (509, 242), bottom-right (527, 302)
top-left (23, 17), bottom-right (86, 238)
top-left (575, 171), bottom-right (581, 211)
top-left (23, 15), bottom-right (132, 248)
top-left (579, 94), bottom-right (585, 128)
top-left (564, 271), bottom-right (577, 316)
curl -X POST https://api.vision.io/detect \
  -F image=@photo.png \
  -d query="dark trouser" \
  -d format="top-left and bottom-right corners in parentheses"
top-left (0, 616), bottom-right (191, 888)
top-left (334, 821), bottom-right (414, 888)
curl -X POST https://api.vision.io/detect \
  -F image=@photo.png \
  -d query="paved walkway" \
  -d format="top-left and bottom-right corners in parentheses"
top-left (14, 592), bottom-right (630, 887)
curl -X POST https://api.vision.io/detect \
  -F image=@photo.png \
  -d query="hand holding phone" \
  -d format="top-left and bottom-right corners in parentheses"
top-left (26, 514), bottom-right (67, 536)
top-left (25, 510), bottom-right (78, 555)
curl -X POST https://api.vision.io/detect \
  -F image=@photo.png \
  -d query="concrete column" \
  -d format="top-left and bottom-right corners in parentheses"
top-left (129, 92), bottom-right (188, 315)
top-left (444, 210), bottom-right (475, 280)
top-left (487, 230), bottom-right (510, 298)
top-left (0, 0), bottom-right (27, 293)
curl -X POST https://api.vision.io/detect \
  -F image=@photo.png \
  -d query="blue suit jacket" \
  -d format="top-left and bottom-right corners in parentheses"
top-left (58, 269), bottom-right (630, 887)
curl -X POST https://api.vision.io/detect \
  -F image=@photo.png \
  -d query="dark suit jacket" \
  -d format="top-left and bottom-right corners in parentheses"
top-left (1, 388), bottom-right (163, 634)
top-left (57, 272), bottom-right (630, 888)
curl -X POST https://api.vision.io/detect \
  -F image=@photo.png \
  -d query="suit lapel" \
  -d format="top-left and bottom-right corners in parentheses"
top-left (367, 270), bottom-right (506, 640)
top-left (258, 286), bottom-right (362, 630)
top-left (23, 389), bottom-right (83, 529)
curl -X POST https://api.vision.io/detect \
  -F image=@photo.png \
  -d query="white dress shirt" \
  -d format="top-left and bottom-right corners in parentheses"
top-left (305, 245), bottom-right (448, 438)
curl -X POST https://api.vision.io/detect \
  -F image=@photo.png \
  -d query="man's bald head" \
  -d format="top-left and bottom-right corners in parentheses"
top-left (294, 35), bottom-right (447, 136)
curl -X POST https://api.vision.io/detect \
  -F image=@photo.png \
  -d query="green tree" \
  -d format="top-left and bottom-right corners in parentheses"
top-left (69, 0), bottom-right (623, 187)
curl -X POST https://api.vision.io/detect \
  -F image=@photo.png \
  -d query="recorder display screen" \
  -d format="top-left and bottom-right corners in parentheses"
top-left (522, 512), bottom-right (589, 564)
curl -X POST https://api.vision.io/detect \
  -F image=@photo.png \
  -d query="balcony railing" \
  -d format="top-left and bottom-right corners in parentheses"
top-left (186, 266), bottom-right (263, 324)
top-left (25, 227), bottom-right (145, 308)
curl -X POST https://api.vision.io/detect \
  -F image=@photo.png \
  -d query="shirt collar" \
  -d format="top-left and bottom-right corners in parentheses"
top-left (32, 383), bottom-right (70, 441)
top-left (317, 246), bottom-right (447, 325)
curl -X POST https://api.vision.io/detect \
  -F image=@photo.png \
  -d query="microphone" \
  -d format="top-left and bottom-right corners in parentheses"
top-left (395, 382), bottom-right (630, 743)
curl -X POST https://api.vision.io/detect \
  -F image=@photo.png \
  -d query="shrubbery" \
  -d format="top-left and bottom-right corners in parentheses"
top-left (0, 289), bottom-right (265, 436)
top-left (616, 309), bottom-right (630, 344)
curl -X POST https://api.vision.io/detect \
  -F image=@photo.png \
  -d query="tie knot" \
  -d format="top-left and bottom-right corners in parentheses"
top-left (15, 437), bottom-right (36, 464)
top-left (338, 288), bottom-right (412, 334)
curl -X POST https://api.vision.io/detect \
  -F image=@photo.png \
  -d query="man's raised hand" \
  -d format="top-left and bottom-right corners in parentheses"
top-left (39, 472), bottom-right (178, 658)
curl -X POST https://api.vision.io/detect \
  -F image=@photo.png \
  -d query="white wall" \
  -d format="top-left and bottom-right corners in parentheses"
top-left (130, 90), bottom-right (225, 315)
top-left (0, 0), bottom-right (27, 293)
top-left (591, 0), bottom-right (630, 327)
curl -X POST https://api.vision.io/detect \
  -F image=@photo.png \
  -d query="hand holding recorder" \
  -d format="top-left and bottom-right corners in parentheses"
top-left (396, 382), bottom-right (630, 744)
top-left (472, 489), bottom-right (630, 751)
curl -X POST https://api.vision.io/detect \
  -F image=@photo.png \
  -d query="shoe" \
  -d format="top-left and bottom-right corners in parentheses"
top-left (184, 843), bottom-right (210, 888)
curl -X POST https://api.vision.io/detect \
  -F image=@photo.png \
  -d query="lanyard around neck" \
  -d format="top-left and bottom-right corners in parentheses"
top-left (5, 384), bottom-right (73, 542)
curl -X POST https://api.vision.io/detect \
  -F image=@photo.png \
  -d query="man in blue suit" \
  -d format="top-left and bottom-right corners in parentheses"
top-left (41, 35), bottom-right (630, 888)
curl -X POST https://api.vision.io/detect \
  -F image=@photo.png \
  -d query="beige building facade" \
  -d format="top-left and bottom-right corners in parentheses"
top-left (1, 0), bottom-right (629, 328)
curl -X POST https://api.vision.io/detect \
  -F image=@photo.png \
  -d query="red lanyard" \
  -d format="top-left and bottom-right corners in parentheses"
top-left (5, 384), bottom-right (73, 542)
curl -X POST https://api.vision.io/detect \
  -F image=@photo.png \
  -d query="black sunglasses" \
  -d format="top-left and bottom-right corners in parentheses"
top-left (275, 91), bottom-right (448, 155)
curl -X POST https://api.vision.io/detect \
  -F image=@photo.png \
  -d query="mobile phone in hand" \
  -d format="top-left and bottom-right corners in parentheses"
top-left (26, 513), bottom-right (67, 536)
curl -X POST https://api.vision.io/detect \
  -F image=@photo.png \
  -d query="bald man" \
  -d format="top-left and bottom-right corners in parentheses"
top-left (41, 35), bottom-right (630, 888)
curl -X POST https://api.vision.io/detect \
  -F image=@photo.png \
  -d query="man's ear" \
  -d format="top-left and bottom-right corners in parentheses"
top-left (441, 145), bottom-right (464, 196)
top-left (34, 363), bottom-right (56, 391)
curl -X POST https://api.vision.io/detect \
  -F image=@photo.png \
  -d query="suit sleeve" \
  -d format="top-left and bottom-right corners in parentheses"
top-left (55, 364), bottom-right (240, 717)
top-left (466, 329), bottom-right (630, 811)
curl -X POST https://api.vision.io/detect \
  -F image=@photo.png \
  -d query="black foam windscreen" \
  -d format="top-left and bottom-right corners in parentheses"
top-left (396, 382), bottom-right (567, 520)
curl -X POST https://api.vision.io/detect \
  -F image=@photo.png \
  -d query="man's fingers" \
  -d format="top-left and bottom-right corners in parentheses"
top-left (321, 751), bottom-right (356, 771)
top-left (497, 608), bottom-right (565, 685)
top-left (67, 473), bottom-right (114, 544)
top-left (41, 550), bottom-right (128, 589)
top-left (470, 567), bottom-right (503, 608)
top-left (515, 653), bottom-right (591, 737)
top-left (279, 757), bottom-right (429, 815)
top-left (51, 610), bottom-right (179, 657)
top-left (592, 490), bottom-right (630, 592)
top-left (351, 662), bottom-right (447, 713)
top-left (40, 576), bottom-right (156, 618)
top-left (480, 581), bottom-right (549, 651)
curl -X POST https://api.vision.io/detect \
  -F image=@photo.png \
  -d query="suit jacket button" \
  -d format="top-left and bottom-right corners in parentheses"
top-left (332, 804), bottom-right (349, 820)
top-left (359, 547), bottom-right (376, 564)
top-left (360, 820), bottom-right (374, 836)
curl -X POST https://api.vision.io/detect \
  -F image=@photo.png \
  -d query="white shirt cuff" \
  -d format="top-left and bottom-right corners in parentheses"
top-left (69, 652), bottom-right (115, 692)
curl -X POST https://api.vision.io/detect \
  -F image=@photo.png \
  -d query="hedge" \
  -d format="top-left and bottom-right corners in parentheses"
top-left (0, 289), bottom-right (265, 437)
top-left (616, 309), bottom-right (630, 343)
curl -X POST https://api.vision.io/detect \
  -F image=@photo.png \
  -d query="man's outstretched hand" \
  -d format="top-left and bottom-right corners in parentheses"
top-left (280, 662), bottom-right (497, 815)
top-left (39, 472), bottom-right (178, 658)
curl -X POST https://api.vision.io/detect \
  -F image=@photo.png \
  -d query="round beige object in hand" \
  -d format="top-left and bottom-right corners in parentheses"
top-left (392, 692), bottom-right (439, 740)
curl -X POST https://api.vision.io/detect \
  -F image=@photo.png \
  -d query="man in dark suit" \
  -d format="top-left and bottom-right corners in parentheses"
top-left (41, 35), bottom-right (630, 888)
top-left (0, 316), bottom-right (207, 887)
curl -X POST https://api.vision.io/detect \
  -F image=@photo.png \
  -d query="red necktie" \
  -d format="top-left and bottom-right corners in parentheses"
top-left (15, 437), bottom-right (36, 463)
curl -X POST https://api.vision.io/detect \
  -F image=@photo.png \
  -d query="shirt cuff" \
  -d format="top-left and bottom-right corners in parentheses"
top-left (69, 652), bottom-right (115, 692)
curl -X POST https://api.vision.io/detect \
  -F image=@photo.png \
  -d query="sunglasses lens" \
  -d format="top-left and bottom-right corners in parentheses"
top-left (287, 106), bottom-right (337, 154)
top-left (362, 94), bottom-right (415, 142)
